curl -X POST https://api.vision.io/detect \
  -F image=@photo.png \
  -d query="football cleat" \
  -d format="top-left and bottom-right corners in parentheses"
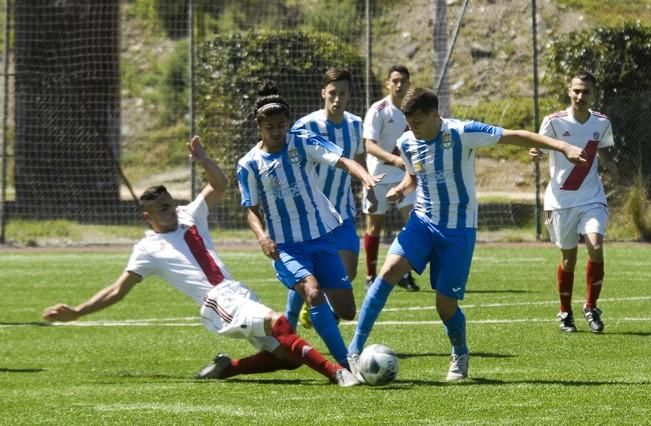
top-left (346, 353), bottom-right (365, 383)
top-left (335, 368), bottom-right (361, 387)
top-left (397, 273), bottom-right (420, 292)
top-left (446, 353), bottom-right (469, 382)
top-left (557, 311), bottom-right (577, 333)
top-left (194, 353), bottom-right (231, 379)
top-left (583, 305), bottom-right (604, 333)
top-left (298, 302), bottom-right (312, 329)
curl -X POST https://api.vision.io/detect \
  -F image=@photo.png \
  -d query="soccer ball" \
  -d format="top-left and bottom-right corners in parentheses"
top-left (358, 343), bottom-right (400, 386)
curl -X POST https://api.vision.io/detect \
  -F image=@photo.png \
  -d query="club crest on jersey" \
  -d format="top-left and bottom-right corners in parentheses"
top-left (414, 161), bottom-right (425, 173)
top-left (441, 131), bottom-right (453, 149)
top-left (593, 132), bottom-right (600, 140)
top-left (288, 148), bottom-right (301, 164)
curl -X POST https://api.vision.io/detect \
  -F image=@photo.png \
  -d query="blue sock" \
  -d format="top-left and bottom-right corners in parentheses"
top-left (284, 290), bottom-right (303, 330)
top-left (443, 307), bottom-right (468, 356)
top-left (348, 277), bottom-right (394, 354)
top-left (310, 302), bottom-right (349, 367)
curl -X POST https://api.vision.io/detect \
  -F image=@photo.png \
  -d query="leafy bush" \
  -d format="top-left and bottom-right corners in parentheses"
top-left (195, 30), bottom-right (370, 227)
top-left (454, 97), bottom-right (536, 162)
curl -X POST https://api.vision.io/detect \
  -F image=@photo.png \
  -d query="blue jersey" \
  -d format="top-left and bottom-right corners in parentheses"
top-left (292, 110), bottom-right (364, 221)
top-left (398, 118), bottom-right (504, 229)
top-left (237, 129), bottom-right (344, 244)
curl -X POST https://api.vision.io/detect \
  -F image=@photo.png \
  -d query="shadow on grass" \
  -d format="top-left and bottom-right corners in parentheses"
top-left (465, 289), bottom-right (532, 294)
top-left (0, 367), bottom-right (46, 373)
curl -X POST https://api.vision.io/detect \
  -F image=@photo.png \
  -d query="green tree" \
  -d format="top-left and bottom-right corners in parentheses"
top-left (195, 30), bottom-right (372, 227)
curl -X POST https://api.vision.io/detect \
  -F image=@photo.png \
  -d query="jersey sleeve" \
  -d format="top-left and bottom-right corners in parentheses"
top-left (180, 193), bottom-right (210, 234)
top-left (295, 129), bottom-right (343, 167)
top-left (397, 135), bottom-right (416, 175)
top-left (599, 120), bottom-right (615, 149)
top-left (538, 116), bottom-right (556, 153)
top-left (125, 242), bottom-right (155, 278)
top-left (362, 107), bottom-right (383, 141)
top-left (237, 160), bottom-right (259, 207)
top-left (355, 121), bottom-right (365, 155)
top-left (461, 121), bottom-right (504, 148)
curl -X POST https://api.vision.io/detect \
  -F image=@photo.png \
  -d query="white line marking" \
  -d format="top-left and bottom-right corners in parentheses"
top-left (382, 296), bottom-right (651, 311)
top-left (5, 297), bottom-right (650, 329)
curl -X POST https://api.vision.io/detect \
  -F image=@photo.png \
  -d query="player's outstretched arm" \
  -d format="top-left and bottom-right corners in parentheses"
top-left (336, 156), bottom-right (385, 190)
top-left (499, 129), bottom-right (587, 165)
top-left (187, 135), bottom-right (228, 209)
top-left (42, 271), bottom-right (142, 322)
top-left (365, 138), bottom-right (405, 169)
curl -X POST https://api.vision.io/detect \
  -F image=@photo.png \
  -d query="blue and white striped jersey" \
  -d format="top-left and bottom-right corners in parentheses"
top-left (398, 118), bottom-right (504, 229)
top-left (237, 129), bottom-right (344, 244)
top-left (292, 110), bottom-right (364, 222)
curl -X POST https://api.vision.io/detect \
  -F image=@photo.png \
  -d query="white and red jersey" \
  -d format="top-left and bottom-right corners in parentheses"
top-left (363, 96), bottom-right (409, 183)
top-left (126, 194), bottom-right (234, 306)
top-left (539, 108), bottom-right (614, 210)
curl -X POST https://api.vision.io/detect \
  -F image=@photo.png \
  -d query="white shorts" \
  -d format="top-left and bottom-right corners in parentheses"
top-left (362, 182), bottom-right (416, 215)
top-left (199, 280), bottom-right (280, 352)
top-left (545, 203), bottom-right (608, 249)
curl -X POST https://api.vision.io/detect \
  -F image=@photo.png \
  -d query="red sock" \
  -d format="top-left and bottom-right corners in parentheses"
top-left (364, 233), bottom-right (380, 278)
top-left (271, 315), bottom-right (339, 380)
top-left (585, 260), bottom-right (604, 309)
top-left (220, 351), bottom-right (299, 379)
top-left (557, 264), bottom-right (574, 313)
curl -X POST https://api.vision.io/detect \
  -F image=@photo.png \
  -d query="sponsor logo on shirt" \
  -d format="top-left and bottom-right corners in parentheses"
top-left (593, 132), bottom-right (600, 140)
top-left (563, 131), bottom-right (571, 137)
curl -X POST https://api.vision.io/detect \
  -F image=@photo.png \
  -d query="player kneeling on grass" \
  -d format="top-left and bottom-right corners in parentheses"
top-left (41, 136), bottom-right (359, 388)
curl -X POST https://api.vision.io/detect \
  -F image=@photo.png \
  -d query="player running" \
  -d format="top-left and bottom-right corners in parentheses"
top-left (362, 65), bottom-right (419, 291)
top-left (237, 81), bottom-right (383, 369)
top-left (42, 136), bottom-right (359, 387)
top-left (283, 67), bottom-right (366, 330)
top-left (348, 87), bottom-right (587, 382)
top-left (531, 71), bottom-right (618, 333)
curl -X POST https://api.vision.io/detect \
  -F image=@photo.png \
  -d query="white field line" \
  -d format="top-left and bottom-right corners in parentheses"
top-left (4, 296), bottom-right (650, 329)
top-left (382, 295), bottom-right (651, 311)
top-left (6, 316), bottom-right (650, 328)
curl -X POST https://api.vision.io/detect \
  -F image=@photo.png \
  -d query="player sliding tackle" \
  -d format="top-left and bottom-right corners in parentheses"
top-left (348, 87), bottom-right (587, 382)
top-left (42, 135), bottom-right (360, 387)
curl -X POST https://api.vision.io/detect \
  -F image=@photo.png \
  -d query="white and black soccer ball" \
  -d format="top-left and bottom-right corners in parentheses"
top-left (358, 343), bottom-right (399, 386)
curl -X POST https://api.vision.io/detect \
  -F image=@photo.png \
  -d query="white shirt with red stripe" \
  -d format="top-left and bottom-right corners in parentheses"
top-left (126, 194), bottom-right (233, 306)
top-left (363, 96), bottom-right (409, 183)
top-left (539, 108), bottom-right (614, 210)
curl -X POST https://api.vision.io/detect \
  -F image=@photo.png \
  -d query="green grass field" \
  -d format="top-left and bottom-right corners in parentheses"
top-left (1, 243), bottom-right (650, 425)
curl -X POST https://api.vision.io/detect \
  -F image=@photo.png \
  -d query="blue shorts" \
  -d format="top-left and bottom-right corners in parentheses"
top-left (388, 212), bottom-right (476, 300)
top-left (273, 231), bottom-right (353, 290)
top-left (331, 218), bottom-right (360, 254)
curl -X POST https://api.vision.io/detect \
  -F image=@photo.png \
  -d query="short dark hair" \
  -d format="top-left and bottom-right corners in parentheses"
top-left (387, 64), bottom-right (410, 80)
top-left (140, 185), bottom-right (169, 202)
top-left (322, 67), bottom-right (352, 88)
top-left (572, 71), bottom-right (597, 86)
top-left (400, 87), bottom-right (439, 116)
top-left (255, 80), bottom-right (290, 120)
